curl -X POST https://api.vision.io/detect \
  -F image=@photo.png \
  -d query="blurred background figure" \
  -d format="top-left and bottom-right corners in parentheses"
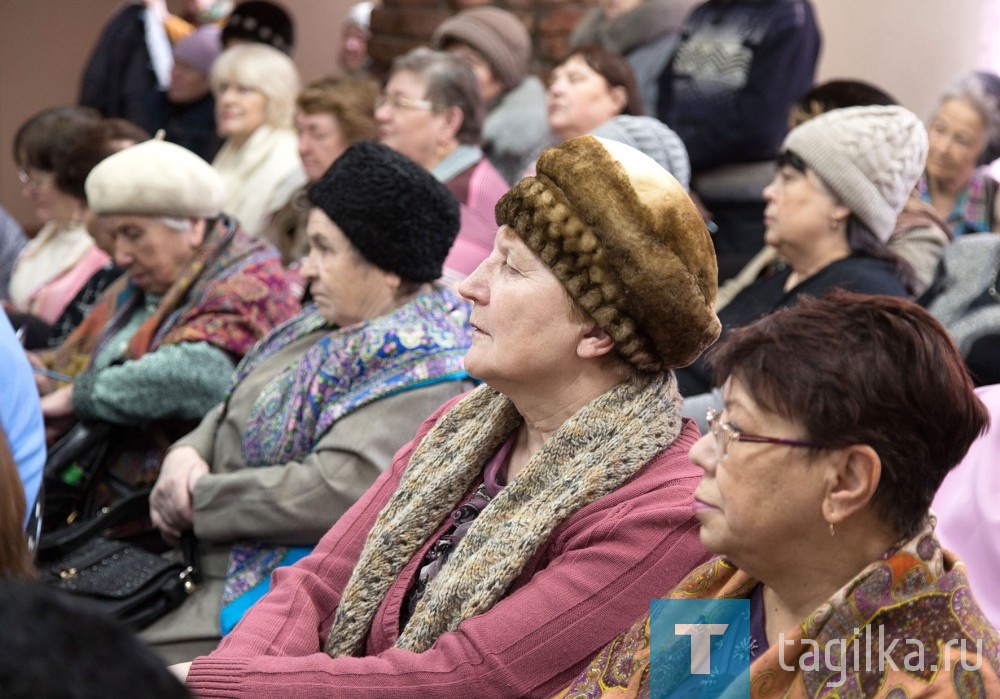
top-left (148, 23), bottom-right (224, 162)
top-left (43, 117), bottom-right (149, 347)
top-left (210, 43), bottom-right (305, 237)
top-left (431, 7), bottom-right (548, 185)
top-left (0, 580), bottom-right (191, 698)
top-left (220, 0), bottom-right (294, 55)
top-left (377, 48), bottom-right (508, 281)
top-left (717, 79), bottom-right (951, 308)
top-left (7, 107), bottom-right (108, 337)
top-left (0, 206), bottom-right (27, 302)
top-left (339, 1), bottom-right (376, 75)
top-left (265, 74), bottom-right (378, 267)
top-left (0, 315), bottom-right (44, 534)
top-left (0, 425), bottom-right (34, 579)
top-left (916, 70), bottom-right (1000, 236)
top-left (568, 0), bottom-right (700, 115)
top-left (657, 0), bottom-right (821, 282)
top-left (933, 383), bottom-right (1000, 630)
top-left (546, 44), bottom-right (643, 144)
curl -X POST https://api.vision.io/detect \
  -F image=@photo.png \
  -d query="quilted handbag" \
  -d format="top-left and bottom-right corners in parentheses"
top-left (40, 534), bottom-right (200, 630)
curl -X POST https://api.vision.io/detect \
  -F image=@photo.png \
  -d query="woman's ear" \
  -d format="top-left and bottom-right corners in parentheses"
top-left (577, 321), bottom-right (616, 360)
top-left (609, 85), bottom-right (629, 114)
top-left (188, 218), bottom-right (207, 248)
top-left (439, 105), bottom-right (465, 142)
top-left (822, 444), bottom-right (881, 525)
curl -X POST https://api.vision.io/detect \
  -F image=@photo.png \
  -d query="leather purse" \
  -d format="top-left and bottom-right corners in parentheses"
top-left (39, 533), bottom-right (200, 631)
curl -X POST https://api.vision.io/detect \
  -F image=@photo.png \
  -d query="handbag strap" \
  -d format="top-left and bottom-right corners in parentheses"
top-left (37, 489), bottom-right (151, 558)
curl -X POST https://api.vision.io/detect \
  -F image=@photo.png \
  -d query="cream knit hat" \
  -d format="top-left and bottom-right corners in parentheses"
top-left (86, 137), bottom-right (224, 218)
top-left (782, 105), bottom-right (928, 242)
top-left (496, 135), bottom-right (720, 372)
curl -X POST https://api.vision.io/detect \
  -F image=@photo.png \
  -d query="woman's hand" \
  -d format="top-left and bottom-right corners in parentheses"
top-left (150, 446), bottom-right (210, 540)
top-left (26, 351), bottom-right (57, 396)
top-left (40, 385), bottom-right (76, 443)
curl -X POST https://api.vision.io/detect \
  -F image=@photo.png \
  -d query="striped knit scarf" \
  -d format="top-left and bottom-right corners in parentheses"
top-left (325, 372), bottom-right (683, 657)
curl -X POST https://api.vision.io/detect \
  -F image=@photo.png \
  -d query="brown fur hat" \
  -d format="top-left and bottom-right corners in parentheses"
top-left (496, 136), bottom-right (720, 371)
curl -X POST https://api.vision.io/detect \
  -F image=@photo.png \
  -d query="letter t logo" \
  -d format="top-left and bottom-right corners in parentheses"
top-left (675, 623), bottom-right (729, 674)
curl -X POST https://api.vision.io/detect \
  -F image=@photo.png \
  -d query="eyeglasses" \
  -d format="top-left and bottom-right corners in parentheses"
top-left (705, 407), bottom-right (824, 462)
top-left (18, 168), bottom-right (51, 192)
top-left (375, 93), bottom-right (436, 112)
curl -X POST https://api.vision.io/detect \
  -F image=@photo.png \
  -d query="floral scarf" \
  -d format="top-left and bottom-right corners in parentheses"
top-left (219, 286), bottom-right (471, 633)
top-left (551, 523), bottom-right (1000, 698)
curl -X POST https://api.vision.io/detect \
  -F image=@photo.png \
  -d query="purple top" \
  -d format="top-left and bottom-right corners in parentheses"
top-left (403, 435), bottom-right (513, 622)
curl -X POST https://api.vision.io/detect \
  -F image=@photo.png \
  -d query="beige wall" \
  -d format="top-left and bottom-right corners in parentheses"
top-left (0, 0), bottom-right (995, 231)
top-left (0, 0), bottom-right (353, 231)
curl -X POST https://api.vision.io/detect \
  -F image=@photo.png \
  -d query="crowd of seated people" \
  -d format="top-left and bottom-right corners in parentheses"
top-left (1, 1), bottom-right (999, 697)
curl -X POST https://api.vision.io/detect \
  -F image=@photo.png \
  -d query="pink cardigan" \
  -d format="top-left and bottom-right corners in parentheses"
top-left (187, 400), bottom-right (709, 698)
top-left (443, 158), bottom-right (510, 279)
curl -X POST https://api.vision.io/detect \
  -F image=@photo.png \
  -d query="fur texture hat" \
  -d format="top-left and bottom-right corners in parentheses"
top-left (86, 137), bottom-right (223, 218)
top-left (222, 0), bottom-right (294, 55)
top-left (307, 141), bottom-right (459, 282)
top-left (431, 7), bottom-right (530, 94)
top-left (497, 136), bottom-right (720, 371)
top-left (783, 105), bottom-right (928, 242)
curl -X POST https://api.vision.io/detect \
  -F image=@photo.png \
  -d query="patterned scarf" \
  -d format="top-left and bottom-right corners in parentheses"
top-left (917, 169), bottom-right (997, 236)
top-left (48, 217), bottom-right (296, 379)
top-left (325, 372), bottom-right (684, 657)
top-left (551, 523), bottom-right (1000, 698)
top-left (219, 286), bottom-right (472, 632)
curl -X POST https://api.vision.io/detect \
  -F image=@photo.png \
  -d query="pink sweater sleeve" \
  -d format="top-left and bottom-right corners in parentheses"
top-left (187, 419), bottom-right (709, 698)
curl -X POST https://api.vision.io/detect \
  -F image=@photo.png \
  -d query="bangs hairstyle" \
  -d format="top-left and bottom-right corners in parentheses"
top-left (13, 106), bottom-right (100, 174)
top-left (296, 74), bottom-right (378, 143)
top-left (389, 47), bottom-right (484, 144)
top-left (556, 44), bottom-right (643, 117)
top-left (211, 43), bottom-right (301, 129)
top-left (706, 291), bottom-right (989, 539)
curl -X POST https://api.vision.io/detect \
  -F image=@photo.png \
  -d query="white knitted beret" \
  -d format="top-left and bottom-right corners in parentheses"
top-left (783, 105), bottom-right (928, 242)
top-left (86, 138), bottom-right (224, 218)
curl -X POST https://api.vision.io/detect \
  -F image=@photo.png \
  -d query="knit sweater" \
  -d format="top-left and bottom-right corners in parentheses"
top-left (186, 401), bottom-right (709, 698)
top-left (657, 0), bottom-right (820, 172)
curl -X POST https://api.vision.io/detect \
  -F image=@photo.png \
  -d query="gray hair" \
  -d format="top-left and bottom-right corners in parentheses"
top-left (389, 47), bottom-right (484, 144)
top-left (160, 216), bottom-right (192, 231)
top-left (938, 70), bottom-right (1000, 164)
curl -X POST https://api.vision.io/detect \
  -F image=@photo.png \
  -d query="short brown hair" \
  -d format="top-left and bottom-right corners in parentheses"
top-left (555, 44), bottom-right (643, 117)
top-left (707, 290), bottom-right (989, 538)
top-left (58, 118), bottom-right (149, 202)
top-left (297, 74), bottom-right (378, 143)
top-left (13, 106), bottom-right (100, 176)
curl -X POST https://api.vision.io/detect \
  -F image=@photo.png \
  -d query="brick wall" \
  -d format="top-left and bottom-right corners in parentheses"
top-left (368, 0), bottom-right (595, 80)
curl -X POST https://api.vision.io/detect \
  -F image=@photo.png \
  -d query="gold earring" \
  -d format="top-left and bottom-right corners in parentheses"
top-left (829, 217), bottom-right (840, 230)
top-left (829, 521), bottom-right (836, 537)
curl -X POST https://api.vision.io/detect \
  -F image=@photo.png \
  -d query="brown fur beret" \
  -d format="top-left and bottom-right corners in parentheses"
top-left (496, 136), bottom-right (720, 371)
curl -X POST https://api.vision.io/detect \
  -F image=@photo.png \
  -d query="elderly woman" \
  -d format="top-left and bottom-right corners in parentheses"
top-left (263, 74), bottom-right (378, 265)
top-left (175, 136), bottom-right (721, 695)
top-left (376, 47), bottom-right (509, 281)
top-left (7, 107), bottom-right (107, 329)
top-left (568, 0), bottom-right (700, 115)
top-left (143, 141), bottom-right (474, 663)
top-left (211, 43), bottom-right (306, 237)
top-left (677, 105), bottom-right (925, 398)
top-left (554, 292), bottom-right (1000, 697)
top-left (35, 138), bottom-right (297, 528)
top-left (431, 6), bottom-right (549, 185)
top-left (917, 70), bottom-right (1000, 236)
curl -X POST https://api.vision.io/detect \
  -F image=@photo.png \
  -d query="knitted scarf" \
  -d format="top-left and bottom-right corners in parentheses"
top-left (219, 286), bottom-right (471, 632)
top-left (325, 372), bottom-right (683, 657)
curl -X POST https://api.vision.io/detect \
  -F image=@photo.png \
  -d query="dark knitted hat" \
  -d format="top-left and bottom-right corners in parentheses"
top-left (307, 141), bottom-right (460, 282)
top-left (496, 136), bottom-right (720, 371)
top-left (222, 1), bottom-right (294, 55)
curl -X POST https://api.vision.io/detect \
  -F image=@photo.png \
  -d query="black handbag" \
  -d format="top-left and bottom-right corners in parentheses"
top-left (39, 532), bottom-right (201, 631)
